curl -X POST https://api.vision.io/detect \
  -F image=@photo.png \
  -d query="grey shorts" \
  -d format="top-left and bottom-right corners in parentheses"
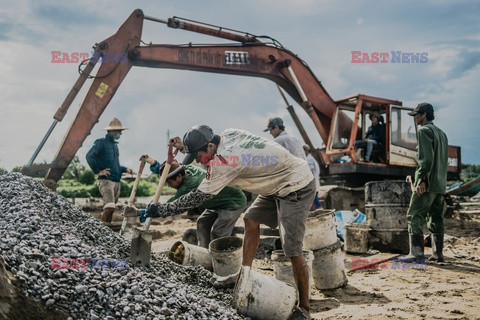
top-left (98, 180), bottom-right (120, 209)
top-left (243, 179), bottom-right (316, 257)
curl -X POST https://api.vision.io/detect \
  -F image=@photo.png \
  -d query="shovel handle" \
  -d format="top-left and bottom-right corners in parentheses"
top-left (145, 144), bottom-right (176, 230)
top-left (127, 160), bottom-right (146, 206)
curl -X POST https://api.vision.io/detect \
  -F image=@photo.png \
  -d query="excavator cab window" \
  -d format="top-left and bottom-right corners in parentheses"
top-left (391, 107), bottom-right (417, 150)
top-left (331, 107), bottom-right (355, 150)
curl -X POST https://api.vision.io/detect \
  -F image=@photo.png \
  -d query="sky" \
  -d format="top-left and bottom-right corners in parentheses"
top-left (1, 0), bottom-right (479, 173)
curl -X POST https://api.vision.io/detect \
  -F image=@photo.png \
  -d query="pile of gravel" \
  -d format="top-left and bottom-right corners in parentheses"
top-left (0, 173), bottom-right (245, 320)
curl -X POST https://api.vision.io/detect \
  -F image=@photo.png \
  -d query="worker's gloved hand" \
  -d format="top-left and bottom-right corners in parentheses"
top-left (123, 205), bottom-right (139, 217)
top-left (145, 203), bottom-right (168, 218)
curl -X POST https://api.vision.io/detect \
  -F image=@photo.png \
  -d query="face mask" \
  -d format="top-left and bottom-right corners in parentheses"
top-left (114, 133), bottom-right (121, 140)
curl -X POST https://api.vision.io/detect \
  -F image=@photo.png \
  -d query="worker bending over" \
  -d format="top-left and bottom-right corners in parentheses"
top-left (144, 125), bottom-right (315, 320)
top-left (143, 156), bottom-right (246, 248)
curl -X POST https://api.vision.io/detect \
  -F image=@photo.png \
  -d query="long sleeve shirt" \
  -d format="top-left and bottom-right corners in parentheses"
top-left (86, 134), bottom-right (126, 182)
top-left (414, 121), bottom-right (448, 193)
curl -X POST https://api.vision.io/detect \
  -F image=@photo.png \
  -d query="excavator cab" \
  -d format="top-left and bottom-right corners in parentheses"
top-left (323, 94), bottom-right (420, 185)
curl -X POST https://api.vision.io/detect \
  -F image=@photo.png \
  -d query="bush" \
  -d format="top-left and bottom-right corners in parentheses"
top-left (147, 173), bottom-right (159, 183)
top-left (79, 169), bottom-right (96, 185)
top-left (57, 185), bottom-right (92, 198)
top-left (135, 180), bottom-right (153, 197)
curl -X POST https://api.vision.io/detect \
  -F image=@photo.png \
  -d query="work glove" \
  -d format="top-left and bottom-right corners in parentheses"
top-left (145, 203), bottom-right (168, 218)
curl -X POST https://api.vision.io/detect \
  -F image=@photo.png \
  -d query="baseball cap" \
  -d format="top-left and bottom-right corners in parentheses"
top-left (263, 117), bottom-right (284, 132)
top-left (408, 103), bottom-right (434, 116)
top-left (182, 125), bottom-right (214, 165)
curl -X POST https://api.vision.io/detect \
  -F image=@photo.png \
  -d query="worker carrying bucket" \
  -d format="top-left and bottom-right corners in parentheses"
top-left (142, 125), bottom-right (315, 320)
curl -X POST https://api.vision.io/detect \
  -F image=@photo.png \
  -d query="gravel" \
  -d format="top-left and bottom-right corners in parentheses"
top-left (0, 173), bottom-right (245, 320)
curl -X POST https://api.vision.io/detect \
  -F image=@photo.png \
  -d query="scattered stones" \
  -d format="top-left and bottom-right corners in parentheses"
top-left (0, 173), bottom-right (244, 319)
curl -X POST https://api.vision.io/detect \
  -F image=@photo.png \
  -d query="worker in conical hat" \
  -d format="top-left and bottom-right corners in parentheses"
top-left (86, 118), bottom-right (133, 226)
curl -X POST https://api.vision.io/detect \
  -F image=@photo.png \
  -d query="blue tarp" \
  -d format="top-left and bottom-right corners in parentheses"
top-left (335, 209), bottom-right (366, 243)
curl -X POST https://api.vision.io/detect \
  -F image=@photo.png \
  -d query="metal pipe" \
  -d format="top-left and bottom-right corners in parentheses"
top-left (27, 120), bottom-right (58, 165)
top-left (276, 85), bottom-right (313, 147)
top-left (144, 15), bottom-right (168, 24)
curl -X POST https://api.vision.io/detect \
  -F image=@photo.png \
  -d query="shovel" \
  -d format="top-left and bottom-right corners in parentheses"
top-left (130, 144), bottom-right (178, 267)
top-left (120, 157), bottom-right (147, 238)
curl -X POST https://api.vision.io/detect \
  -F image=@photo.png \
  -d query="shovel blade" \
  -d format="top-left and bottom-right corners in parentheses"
top-left (130, 228), bottom-right (153, 268)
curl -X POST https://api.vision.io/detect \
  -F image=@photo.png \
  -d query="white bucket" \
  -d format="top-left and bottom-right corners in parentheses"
top-left (208, 236), bottom-right (243, 277)
top-left (233, 266), bottom-right (296, 320)
top-left (271, 250), bottom-right (314, 300)
top-left (169, 241), bottom-right (213, 271)
top-left (303, 209), bottom-right (337, 251)
top-left (312, 241), bottom-right (348, 290)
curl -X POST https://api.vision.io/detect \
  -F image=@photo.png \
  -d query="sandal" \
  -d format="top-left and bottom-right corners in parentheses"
top-left (289, 307), bottom-right (311, 320)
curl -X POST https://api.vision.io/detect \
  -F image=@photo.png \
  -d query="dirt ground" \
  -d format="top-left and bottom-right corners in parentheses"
top-left (84, 196), bottom-right (480, 320)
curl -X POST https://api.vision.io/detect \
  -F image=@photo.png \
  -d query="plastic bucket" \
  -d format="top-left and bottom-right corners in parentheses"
top-left (169, 241), bottom-right (213, 271)
top-left (312, 241), bottom-right (348, 290)
top-left (271, 250), bottom-right (314, 300)
top-left (208, 236), bottom-right (243, 276)
top-left (233, 266), bottom-right (296, 320)
top-left (303, 209), bottom-right (337, 250)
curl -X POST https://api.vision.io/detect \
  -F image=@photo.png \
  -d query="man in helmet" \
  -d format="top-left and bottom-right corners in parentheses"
top-left (86, 118), bottom-right (133, 226)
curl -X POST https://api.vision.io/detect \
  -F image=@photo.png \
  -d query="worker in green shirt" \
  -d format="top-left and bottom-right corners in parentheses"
top-left (404, 103), bottom-right (448, 262)
top-left (143, 155), bottom-right (246, 248)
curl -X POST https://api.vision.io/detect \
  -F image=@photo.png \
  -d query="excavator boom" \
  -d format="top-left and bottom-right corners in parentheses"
top-left (43, 9), bottom-right (337, 186)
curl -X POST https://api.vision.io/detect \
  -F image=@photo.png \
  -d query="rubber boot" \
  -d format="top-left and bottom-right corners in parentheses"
top-left (101, 207), bottom-right (115, 225)
top-left (399, 234), bottom-right (425, 261)
top-left (429, 234), bottom-right (444, 262)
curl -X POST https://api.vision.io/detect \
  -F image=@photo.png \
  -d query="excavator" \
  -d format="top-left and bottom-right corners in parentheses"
top-left (26, 9), bottom-right (461, 190)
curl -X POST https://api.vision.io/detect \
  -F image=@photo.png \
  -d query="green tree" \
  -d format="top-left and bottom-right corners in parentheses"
top-left (62, 156), bottom-right (85, 181)
top-left (79, 168), bottom-right (96, 185)
top-left (461, 164), bottom-right (480, 182)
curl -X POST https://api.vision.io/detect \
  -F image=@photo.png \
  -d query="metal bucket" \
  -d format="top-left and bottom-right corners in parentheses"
top-left (312, 241), bottom-right (348, 290)
top-left (365, 204), bottom-right (408, 229)
top-left (209, 236), bottom-right (243, 276)
top-left (271, 250), bottom-right (314, 300)
top-left (169, 241), bottom-right (213, 271)
top-left (365, 181), bottom-right (412, 205)
top-left (233, 266), bottom-right (296, 320)
top-left (345, 224), bottom-right (370, 254)
top-left (303, 209), bottom-right (337, 251)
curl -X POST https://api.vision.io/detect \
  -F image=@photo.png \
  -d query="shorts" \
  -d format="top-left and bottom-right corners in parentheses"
top-left (98, 179), bottom-right (120, 209)
top-left (243, 179), bottom-right (316, 257)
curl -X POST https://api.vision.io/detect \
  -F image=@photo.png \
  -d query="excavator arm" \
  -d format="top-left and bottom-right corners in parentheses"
top-left (42, 9), bottom-right (338, 187)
